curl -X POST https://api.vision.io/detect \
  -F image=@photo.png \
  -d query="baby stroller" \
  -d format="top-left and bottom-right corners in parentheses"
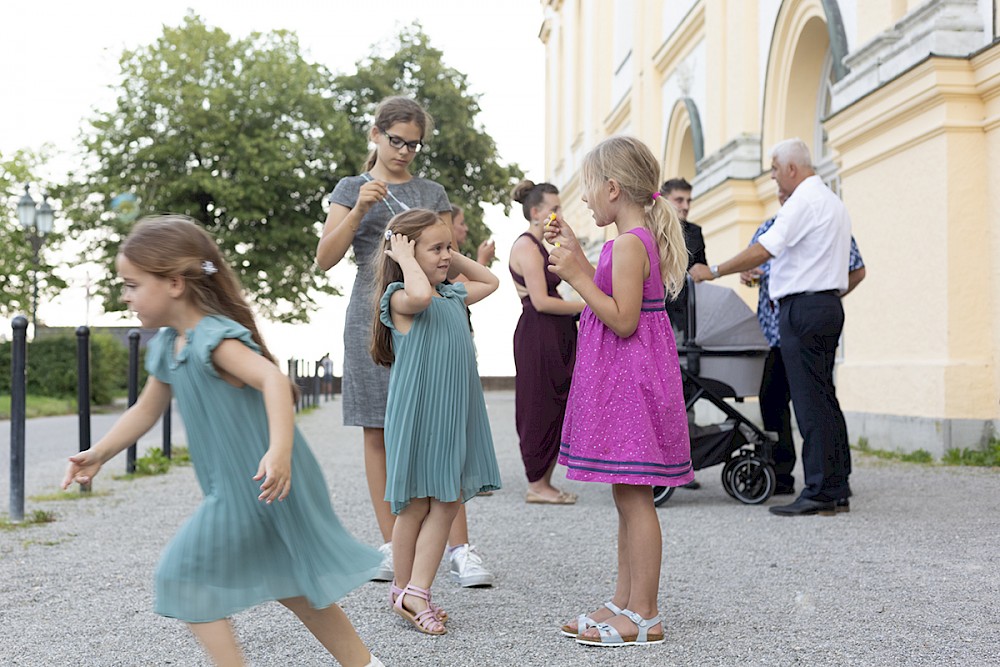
top-left (653, 278), bottom-right (777, 506)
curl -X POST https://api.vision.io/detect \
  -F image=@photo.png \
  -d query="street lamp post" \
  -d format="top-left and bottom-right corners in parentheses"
top-left (16, 185), bottom-right (55, 335)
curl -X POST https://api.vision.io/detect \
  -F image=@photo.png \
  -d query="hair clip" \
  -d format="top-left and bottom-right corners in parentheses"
top-left (201, 260), bottom-right (218, 276)
top-left (384, 229), bottom-right (393, 241)
top-left (651, 192), bottom-right (661, 201)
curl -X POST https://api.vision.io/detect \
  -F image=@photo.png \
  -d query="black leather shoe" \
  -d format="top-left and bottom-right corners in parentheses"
top-left (769, 497), bottom-right (836, 516)
top-left (836, 498), bottom-right (850, 513)
top-left (681, 479), bottom-right (701, 490)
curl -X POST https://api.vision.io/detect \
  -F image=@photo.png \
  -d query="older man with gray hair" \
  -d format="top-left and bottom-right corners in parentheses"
top-left (690, 138), bottom-right (853, 516)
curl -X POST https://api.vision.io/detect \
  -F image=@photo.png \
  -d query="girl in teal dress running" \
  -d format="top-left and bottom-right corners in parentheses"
top-left (371, 209), bottom-right (502, 635)
top-left (62, 215), bottom-right (385, 667)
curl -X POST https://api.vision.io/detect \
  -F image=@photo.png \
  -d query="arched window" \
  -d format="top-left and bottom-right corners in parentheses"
top-left (663, 97), bottom-right (704, 181)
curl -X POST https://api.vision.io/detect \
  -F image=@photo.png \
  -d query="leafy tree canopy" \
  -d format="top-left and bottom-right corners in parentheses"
top-left (334, 25), bottom-right (524, 259)
top-left (0, 148), bottom-right (67, 320)
top-left (57, 13), bottom-right (355, 322)
top-left (58, 16), bottom-right (521, 323)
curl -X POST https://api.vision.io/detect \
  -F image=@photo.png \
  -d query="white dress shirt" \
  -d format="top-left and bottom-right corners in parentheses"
top-left (757, 175), bottom-right (852, 300)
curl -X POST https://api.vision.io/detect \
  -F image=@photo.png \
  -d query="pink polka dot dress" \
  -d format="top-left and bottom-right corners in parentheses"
top-left (557, 227), bottom-right (694, 487)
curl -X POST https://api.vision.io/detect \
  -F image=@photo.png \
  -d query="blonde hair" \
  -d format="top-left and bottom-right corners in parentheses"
top-left (369, 209), bottom-right (449, 367)
top-left (363, 96), bottom-right (434, 172)
top-left (580, 136), bottom-right (688, 299)
top-left (120, 216), bottom-right (295, 396)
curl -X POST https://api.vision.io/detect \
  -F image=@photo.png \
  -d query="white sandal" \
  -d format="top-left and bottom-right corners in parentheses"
top-left (575, 608), bottom-right (665, 647)
top-left (559, 600), bottom-right (623, 637)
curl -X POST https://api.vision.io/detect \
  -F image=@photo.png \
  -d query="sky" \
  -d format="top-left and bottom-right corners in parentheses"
top-left (0, 0), bottom-right (548, 375)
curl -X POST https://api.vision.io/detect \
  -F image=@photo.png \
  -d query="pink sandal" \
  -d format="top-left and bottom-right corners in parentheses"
top-left (391, 581), bottom-right (448, 623)
top-left (392, 583), bottom-right (446, 635)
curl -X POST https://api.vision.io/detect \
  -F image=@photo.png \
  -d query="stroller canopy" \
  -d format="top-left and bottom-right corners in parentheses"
top-left (690, 282), bottom-right (769, 351)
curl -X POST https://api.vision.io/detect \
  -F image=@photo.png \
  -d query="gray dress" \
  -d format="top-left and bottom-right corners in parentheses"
top-left (328, 174), bottom-right (450, 427)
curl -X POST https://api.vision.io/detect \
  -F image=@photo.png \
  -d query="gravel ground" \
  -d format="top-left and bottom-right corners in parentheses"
top-left (1, 391), bottom-right (998, 666)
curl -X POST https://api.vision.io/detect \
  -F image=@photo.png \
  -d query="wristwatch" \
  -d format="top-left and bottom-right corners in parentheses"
top-left (710, 264), bottom-right (720, 279)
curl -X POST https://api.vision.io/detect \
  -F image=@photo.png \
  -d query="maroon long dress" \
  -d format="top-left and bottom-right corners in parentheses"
top-left (510, 233), bottom-right (578, 482)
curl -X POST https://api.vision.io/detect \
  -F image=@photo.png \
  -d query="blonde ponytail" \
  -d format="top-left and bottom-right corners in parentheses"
top-left (648, 197), bottom-right (688, 299)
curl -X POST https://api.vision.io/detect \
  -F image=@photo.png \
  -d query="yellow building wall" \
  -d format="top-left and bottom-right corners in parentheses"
top-left (826, 56), bottom-right (999, 422)
top-left (541, 0), bottom-right (1000, 449)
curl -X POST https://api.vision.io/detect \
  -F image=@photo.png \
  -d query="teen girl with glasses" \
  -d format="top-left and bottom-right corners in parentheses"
top-left (317, 96), bottom-right (495, 592)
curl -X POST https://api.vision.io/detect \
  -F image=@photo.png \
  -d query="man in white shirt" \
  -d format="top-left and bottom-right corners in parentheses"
top-left (690, 138), bottom-right (852, 516)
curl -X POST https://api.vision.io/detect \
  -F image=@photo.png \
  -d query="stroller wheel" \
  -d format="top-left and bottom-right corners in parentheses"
top-left (725, 457), bottom-right (775, 505)
top-left (720, 457), bottom-right (740, 499)
top-left (652, 485), bottom-right (676, 507)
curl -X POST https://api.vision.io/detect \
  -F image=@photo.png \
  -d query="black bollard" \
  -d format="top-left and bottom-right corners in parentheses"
top-left (289, 358), bottom-right (300, 413)
top-left (162, 404), bottom-right (172, 459)
top-left (126, 329), bottom-right (140, 474)
top-left (75, 327), bottom-right (92, 493)
top-left (9, 316), bottom-right (28, 522)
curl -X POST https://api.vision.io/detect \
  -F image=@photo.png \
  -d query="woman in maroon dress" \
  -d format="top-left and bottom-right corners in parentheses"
top-left (508, 180), bottom-right (585, 504)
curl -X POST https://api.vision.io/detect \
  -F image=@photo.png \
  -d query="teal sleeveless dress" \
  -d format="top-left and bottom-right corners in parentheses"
top-left (379, 282), bottom-right (502, 515)
top-left (146, 314), bottom-right (381, 623)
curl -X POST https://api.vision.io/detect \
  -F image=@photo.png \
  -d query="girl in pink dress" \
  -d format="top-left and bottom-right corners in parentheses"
top-left (546, 136), bottom-right (693, 648)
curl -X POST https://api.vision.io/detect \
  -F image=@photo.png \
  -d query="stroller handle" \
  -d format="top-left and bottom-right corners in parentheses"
top-left (684, 274), bottom-right (697, 344)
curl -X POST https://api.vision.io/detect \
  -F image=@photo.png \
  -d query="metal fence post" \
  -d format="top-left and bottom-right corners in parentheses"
top-left (126, 329), bottom-right (140, 474)
top-left (76, 326), bottom-right (92, 493)
top-left (162, 404), bottom-right (172, 459)
top-left (8, 316), bottom-right (28, 522)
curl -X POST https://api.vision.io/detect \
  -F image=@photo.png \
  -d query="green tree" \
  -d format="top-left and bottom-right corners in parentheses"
top-left (0, 148), bottom-right (67, 320)
top-left (57, 13), bottom-right (355, 322)
top-left (333, 25), bottom-right (524, 258)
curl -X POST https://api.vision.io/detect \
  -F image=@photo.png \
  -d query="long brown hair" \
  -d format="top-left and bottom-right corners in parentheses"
top-left (370, 209), bottom-right (449, 367)
top-left (363, 96), bottom-right (434, 172)
top-left (580, 136), bottom-right (688, 298)
top-left (120, 215), bottom-right (282, 368)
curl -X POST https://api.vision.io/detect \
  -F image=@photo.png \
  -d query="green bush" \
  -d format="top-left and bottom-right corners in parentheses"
top-left (942, 440), bottom-right (1000, 467)
top-left (0, 332), bottom-right (137, 405)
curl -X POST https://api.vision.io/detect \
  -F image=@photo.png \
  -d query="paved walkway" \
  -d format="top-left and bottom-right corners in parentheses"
top-left (1, 392), bottom-right (998, 666)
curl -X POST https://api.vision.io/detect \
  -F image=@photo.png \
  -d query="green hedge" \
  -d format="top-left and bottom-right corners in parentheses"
top-left (0, 332), bottom-right (141, 405)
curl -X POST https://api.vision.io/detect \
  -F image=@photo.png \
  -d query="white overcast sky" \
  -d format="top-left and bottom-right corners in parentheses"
top-left (0, 0), bottom-right (549, 374)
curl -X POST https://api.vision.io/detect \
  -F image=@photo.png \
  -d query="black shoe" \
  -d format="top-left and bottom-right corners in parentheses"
top-left (769, 497), bottom-right (836, 516)
top-left (681, 479), bottom-right (701, 490)
top-left (836, 498), bottom-right (850, 513)
top-left (774, 486), bottom-right (796, 496)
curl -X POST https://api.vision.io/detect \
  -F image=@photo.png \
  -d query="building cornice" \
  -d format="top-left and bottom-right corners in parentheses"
top-left (652, 3), bottom-right (705, 76)
top-left (826, 56), bottom-right (984, 176)
top-left (833, 0), bottom-right (986, 112)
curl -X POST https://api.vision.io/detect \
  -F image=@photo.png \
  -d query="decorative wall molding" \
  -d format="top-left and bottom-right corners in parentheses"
top-left (833, 0), bottom-right (986, 111)
top-left (691, 133), bottom-right (763, 196)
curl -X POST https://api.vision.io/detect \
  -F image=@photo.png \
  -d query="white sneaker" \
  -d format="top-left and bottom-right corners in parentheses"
top-left (448, 544), bottom-right (494, 587)
top-left (372, 542), bottom-right (393, 582)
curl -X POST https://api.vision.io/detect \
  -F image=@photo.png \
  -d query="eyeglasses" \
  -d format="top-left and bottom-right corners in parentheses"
top-left (380, 128), bottom-right (423, 153)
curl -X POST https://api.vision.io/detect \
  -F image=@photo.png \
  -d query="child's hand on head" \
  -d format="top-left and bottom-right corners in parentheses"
top-left (384, 233), bottom-right (416, 263)
top-left (254, 450), bottom-right (292, 503)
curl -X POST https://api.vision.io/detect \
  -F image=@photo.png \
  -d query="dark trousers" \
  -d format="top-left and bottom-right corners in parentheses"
top-left (759, 347), bottom-right (795, 491)
top-left (778, 293), bottom-right (850, 502)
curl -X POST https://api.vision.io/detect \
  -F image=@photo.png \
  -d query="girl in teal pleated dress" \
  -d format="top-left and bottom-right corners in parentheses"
top-left (370, 209), bottom-right (502, 635)
top-left (62, 215), bottom-right (385, 667)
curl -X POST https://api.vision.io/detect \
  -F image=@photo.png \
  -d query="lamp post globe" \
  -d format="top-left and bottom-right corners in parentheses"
top-left (16, 184), bottom-right (55, 335)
